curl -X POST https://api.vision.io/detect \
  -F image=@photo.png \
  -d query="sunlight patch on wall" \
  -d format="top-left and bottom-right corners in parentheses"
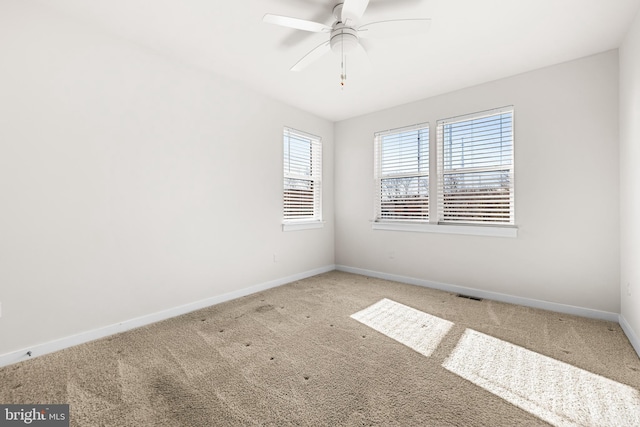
top-left (442, 329), bottom-right (640, 427)
top-left (350, 298), bottom-right (454, 357)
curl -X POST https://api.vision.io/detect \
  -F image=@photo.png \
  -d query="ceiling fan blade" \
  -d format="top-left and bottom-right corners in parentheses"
top-left (341, 0), bottom-right (370, 24)
top-left (263, 14), bottom-right (331, 33)
top-left (291, 41), bottom-right (331, 72)
top-left (358, 19), bottom-right (432, 39)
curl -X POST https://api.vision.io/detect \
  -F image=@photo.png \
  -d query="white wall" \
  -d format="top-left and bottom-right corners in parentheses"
top-left (335, 51), bottom-right (620, 313)
top-left (0, 0), bottom-right (632, 361)
top-left (620, 9), bottom-right (640, 350)
top-left (0, 1), bottom-right (334, 356)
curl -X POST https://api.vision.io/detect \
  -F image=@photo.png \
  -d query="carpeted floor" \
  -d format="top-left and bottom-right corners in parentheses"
top-left (1, 271), bottom-right (639, 426)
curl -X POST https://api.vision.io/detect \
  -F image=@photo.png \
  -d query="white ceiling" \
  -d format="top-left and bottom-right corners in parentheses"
top-left (41, 0), bottom-right (640, 122)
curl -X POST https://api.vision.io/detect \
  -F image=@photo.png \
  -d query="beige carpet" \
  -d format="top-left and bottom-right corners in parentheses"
top-left (1, 271), bottom-right (639, 426)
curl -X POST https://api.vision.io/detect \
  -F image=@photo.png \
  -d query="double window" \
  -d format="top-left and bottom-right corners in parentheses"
top-left (374, 106), bottom-right (515, 232)
top-left (283, 127), bottom-right (322, 225)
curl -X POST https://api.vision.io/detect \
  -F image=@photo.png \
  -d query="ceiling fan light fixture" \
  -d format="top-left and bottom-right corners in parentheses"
top-left (330, 27), bottom-right (358, 54)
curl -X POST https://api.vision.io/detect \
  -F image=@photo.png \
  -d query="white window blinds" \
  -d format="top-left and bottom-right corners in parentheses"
top-left (283, 127), bottom-right (322, 221)
top-left (437, 107), bottom-right (514, 225)
top-left (374, 124), bottom-right (429, 221)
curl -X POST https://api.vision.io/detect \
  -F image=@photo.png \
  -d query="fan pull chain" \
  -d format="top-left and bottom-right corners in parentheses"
top-left (340, 36), bottom-right (347, 88)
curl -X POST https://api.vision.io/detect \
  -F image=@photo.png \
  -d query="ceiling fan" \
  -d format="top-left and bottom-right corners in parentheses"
top-left (263, 0), bottom-right (431, 86)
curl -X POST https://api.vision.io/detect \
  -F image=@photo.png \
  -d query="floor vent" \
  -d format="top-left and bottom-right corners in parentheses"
top-left (456, 294), bottom-right (483, 302)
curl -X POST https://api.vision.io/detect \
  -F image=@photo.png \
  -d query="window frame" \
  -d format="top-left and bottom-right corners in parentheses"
top-left (373, 123), bottom-right (430, 224)
top-left (372, 107), bottom-right (517, 238)
top-left (437, 106), bottom-right (515, 227)
top-left (282, 127), bottom-right (323, 231)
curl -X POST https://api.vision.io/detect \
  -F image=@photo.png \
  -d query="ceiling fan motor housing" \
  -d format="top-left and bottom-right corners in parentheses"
top-left (330, 25), bottom-right (358, 54)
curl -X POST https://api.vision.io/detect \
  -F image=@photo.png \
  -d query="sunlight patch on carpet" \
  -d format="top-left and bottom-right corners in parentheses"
top-left (442, 329), bottom-right (640, 427)
top-left (350, 298), bottom-right (454, 357)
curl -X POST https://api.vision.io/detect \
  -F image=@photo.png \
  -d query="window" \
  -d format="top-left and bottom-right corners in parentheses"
top-left (283, 127), bottom-right (322, 227)
top-left (372, 107), bottom-right (516, 237)
top-left (374, 124), bottom-right (429, 222)
top-left (437, 107), bottom-right (514, 225)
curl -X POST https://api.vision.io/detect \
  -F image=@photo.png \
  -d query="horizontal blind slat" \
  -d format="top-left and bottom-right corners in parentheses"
top-left (283, 127), bottom-right (322, 221)
top-left (375, 124), bottom-right (429, 221)
top-left (437, 108), bottom-right (514, 225)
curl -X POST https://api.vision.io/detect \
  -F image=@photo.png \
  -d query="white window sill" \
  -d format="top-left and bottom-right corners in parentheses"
top-left (372, 221), bottom-right (518, 238)
top-left (282, 220), bottom-right (325, 232)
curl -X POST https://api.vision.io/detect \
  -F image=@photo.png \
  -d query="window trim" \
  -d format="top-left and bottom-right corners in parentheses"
top-left (282, 220), bottom-right (325, 232)
top-left (437, 106), bottom-right (515, 226)
top-left (372, 106), bottom-right (517, 238)
top-left (372, 221), bottom-right (517, 238)
top-left (282, 127), bottom-right (323, 230)
top-left (373, 122), bottom-right (430, 223)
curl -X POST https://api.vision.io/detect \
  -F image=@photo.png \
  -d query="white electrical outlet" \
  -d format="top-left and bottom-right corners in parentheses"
top-left (628, 282), bottom-right (632, 296)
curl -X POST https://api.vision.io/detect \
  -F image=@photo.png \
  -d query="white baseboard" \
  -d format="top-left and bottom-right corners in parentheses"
top-left (5, 264), bottom-right (635, 368)
top-left (336, 265), bottom-right (620, 323)
top-left (0, 265), bottom-right (335, 368)
top-left (619, 314), bottom-right (640, 359)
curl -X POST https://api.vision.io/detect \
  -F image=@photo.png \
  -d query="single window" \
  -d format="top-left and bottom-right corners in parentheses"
top-left (374, 124), bottom-right (429, 222)
top-left (437, 107), bottom-right (514, 225)
top-left (283, 127), bottom-right (322, 222)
